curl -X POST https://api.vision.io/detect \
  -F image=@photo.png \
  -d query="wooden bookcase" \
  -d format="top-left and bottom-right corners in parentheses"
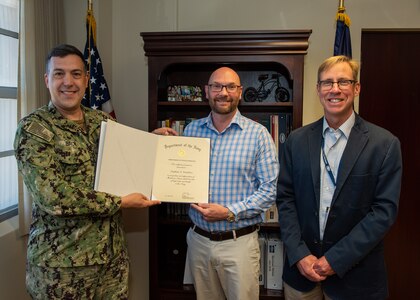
top-left (141, 30), bottom-right (311, 300)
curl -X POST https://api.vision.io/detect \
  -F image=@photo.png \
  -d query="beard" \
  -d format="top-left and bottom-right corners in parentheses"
top-left (209, 95), bottom-right (239, 115)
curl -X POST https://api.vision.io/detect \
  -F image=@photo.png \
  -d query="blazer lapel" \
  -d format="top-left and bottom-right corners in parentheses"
top-left (332, 115), bottom-right (369, 204)
top-left (308, 118), bottom-right (324, 208)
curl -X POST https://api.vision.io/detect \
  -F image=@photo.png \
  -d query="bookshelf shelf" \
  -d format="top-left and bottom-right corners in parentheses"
top-left (141, 29), bottom-right (311, 300)
top-left (157, 101), bottom-right (294, 107)
top-left (150, 284), bottom-right (284, 300)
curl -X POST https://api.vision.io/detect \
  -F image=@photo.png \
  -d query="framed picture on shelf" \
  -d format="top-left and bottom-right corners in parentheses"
top-left (167, 85), bottom-right (203, 102)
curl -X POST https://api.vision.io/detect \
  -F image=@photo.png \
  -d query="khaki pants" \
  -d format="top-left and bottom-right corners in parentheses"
top-left (284, 282), bottom-right (332, 300)
top-left (184, 228), bottom-right (260, 300)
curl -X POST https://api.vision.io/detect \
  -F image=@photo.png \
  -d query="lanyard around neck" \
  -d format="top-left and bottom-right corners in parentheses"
top-left (321, 137), bottom-right (336, 187)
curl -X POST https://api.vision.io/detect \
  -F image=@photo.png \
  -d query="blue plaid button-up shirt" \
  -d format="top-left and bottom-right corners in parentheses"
top-left (184, 110), bottom-right (279, 232)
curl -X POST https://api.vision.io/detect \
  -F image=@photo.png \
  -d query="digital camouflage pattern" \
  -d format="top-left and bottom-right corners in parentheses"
top-left (26, 251), bottom-right (129, 300)
top-left (14, 102), bottom-right (126, 268)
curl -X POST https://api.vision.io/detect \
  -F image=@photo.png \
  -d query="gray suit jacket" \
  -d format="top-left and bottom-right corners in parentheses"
top-left (277, 113), bottom-right (402, 299)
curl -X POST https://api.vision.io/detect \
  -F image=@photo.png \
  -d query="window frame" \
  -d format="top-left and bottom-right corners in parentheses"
top-left (0, 6), bottom-right (19, 222)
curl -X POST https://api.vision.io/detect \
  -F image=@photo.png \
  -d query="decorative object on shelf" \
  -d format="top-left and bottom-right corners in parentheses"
top-left (168, 85), bottom-right (202, 102)
top-left (244, 73), bottom-right (290, 103)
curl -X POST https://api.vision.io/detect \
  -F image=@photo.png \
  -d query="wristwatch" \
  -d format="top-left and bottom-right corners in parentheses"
top-left (226, 209), bottom-right (236, 222)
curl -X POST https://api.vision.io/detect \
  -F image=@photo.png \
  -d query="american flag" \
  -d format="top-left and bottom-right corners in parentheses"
top-left (333, 1), bottom-right (352, 58)
top-left (82, 7), bottom-right (116, 118)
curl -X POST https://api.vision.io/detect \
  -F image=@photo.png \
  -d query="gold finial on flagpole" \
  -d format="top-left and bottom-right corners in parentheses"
top-left (336, 0), bottom-right (350, 26)
top-left (88, 0), bottom-right (92, 11)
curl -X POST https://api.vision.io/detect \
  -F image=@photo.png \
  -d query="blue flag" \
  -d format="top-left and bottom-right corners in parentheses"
top-left (334, 6), bottom-right (352, 58)
top-left (82, 8), bottom-right (116, 118)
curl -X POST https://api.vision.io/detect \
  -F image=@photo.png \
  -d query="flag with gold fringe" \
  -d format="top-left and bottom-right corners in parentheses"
top-left (334, 1), bottom-right (352, 58)
top-left (82, 5), bottom-right (116, 118)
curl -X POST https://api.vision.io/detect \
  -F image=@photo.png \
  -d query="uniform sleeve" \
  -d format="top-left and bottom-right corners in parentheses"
top-left (14, 120), bottom-right (122, 217)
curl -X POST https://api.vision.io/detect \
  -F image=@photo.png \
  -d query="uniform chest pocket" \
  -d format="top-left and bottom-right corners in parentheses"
top-left (55, 141), bottom-right (93, 182)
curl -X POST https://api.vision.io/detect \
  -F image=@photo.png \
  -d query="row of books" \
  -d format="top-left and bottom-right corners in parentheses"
top-left (158, 118), bottom-right (196, 136)
top-left (259, 233), bottom-right (284, 290)
top-left (165, 203), bottom-right (189, 217)
top-left (255, 113), bottom-right (293, 157)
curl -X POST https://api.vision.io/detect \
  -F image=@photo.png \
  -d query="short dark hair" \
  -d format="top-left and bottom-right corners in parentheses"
top-left (45, 44), bottom-right (87, 73)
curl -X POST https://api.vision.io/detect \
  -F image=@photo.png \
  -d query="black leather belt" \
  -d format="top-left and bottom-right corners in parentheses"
top-left (192, 224), bottom-right (259, 241)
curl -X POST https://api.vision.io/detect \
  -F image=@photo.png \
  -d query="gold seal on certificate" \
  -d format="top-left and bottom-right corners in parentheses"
top-left (94, 120), bottom-right (209, 203)
top-left (177, 149), bottom-right (186, 157)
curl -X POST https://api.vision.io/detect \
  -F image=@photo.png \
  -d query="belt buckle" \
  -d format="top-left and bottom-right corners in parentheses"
top-left (211, 232), bottom-right (225, 241)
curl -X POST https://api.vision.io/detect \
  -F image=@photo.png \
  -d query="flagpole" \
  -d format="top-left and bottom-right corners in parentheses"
top-left (334, 0), bottom-right (352, 58)
top-left (83, 0), bottom-right (116, 117)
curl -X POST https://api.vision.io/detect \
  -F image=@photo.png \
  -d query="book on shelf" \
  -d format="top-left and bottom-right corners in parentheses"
top-left (277, 112), bottom-right (290, 159)
top-left (258, 233), bottom-right (267, 286)
top-left (257, 117), bottom-right (271, 133)
top-left (258, 232), bottom-right (284, 289)
top-left (252, 112), bottom-right (292, 157)
top-left (159, 118), bottom-right (197, 136)
top-left (264, 233), bottom-right (284, 290)
top-left (263, 203), bottom-right (279, 223)
top-left (185, 117), bottom-right (196, 126)
top-left (172, 120), bottom-right (185, 136)
top-left (270, 115), bottom-right (279, 152)
top-left (165, 202), bottom-right (190, 217)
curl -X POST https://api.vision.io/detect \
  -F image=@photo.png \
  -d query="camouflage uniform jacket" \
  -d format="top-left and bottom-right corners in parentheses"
top-left (14, 102), bottom-right (126, 268)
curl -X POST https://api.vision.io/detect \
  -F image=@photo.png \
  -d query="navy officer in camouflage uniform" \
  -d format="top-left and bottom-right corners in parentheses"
top-left (14, 44), bottom-right (160, 299)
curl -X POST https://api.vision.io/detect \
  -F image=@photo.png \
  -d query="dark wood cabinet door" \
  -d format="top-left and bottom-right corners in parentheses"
top-left (360, 29), bottom-right (420, 300)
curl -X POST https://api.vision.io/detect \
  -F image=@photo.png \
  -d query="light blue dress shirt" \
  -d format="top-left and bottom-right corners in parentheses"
top-left (319, 112), bottom-right (355, 240)
top-left (183, 110), bottom-right (279, 232)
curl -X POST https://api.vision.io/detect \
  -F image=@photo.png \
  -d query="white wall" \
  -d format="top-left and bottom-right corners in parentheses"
top-left (63, 0), bottom-right (420, 127)
top-left (0, 216), bottom-right (30, 299)
top-left (2, 1), bottom-right (419, 299)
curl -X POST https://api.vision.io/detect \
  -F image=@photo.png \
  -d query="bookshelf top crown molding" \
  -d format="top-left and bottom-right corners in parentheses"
top-left (140, 30), bottom-right (312, 56)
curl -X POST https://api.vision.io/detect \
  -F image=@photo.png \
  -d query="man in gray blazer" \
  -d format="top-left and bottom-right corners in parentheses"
top-left (277, 55), bottom-right (402, 300)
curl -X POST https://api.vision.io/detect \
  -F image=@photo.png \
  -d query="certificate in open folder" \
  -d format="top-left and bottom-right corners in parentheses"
top-left (94, 120), bottom-right (209, 203)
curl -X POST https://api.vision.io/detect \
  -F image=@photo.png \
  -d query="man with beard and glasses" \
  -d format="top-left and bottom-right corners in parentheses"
top-left (159, 67), bottom-right (279, 299)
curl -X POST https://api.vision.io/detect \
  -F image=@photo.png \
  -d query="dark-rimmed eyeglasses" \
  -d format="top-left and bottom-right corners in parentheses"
top-left (208, 84), bottom-right (242, 93)
top-left (318, 80), bottom-right (357, 91)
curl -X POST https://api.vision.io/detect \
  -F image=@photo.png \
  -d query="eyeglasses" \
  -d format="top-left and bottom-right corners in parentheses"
top-left (318, 79), bottom-right (357, 91)
top-left (208, 84), bottom-right (242, 93)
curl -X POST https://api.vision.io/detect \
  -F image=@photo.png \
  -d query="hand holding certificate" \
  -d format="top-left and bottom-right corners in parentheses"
top-left (95, 120), bottom-right (209, 203)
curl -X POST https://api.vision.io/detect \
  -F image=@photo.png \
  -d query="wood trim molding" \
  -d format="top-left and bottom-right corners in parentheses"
top-left (141, 30), bottom-right (312, 56)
